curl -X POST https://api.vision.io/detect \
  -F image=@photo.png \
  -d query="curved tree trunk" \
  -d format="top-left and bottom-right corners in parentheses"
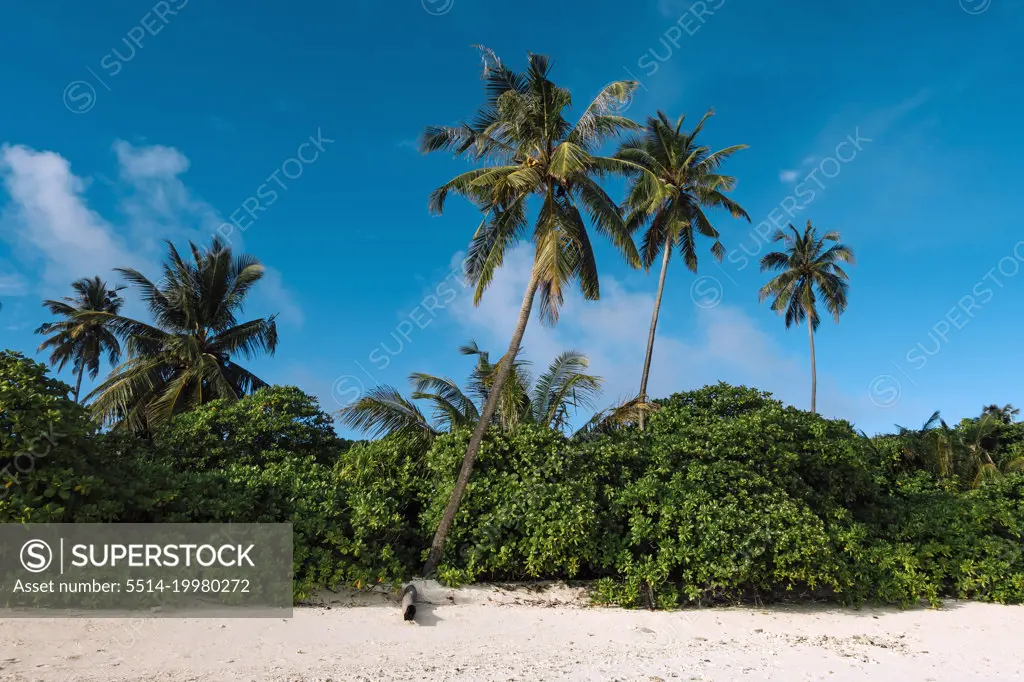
top-left (74, 364), bottom-right (85, 404)
top-left (638, 236), bottom-right (672, 430)
top-left (807, 317), bottom-right (817, 414)
top-left (422, 270), bottom-right (540, 576)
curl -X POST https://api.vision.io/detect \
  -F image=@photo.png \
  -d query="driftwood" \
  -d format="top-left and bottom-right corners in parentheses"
top-left (401, 584), bottom-right (417, 621)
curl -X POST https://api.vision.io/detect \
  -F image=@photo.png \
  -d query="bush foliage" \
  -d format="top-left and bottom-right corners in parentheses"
top-left (3, 350), bottom-right (1022, 607)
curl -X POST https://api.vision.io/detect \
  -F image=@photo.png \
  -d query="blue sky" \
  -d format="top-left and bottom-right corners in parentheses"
top-left (1, 0), bottom-right (1021, 436)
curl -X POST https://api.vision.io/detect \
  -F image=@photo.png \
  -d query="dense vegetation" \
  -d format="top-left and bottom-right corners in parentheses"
top-left (26, 51), bottom-right (863, 579)
top-left (4, 351), bottom-right (1022, 608)
top-left (12, 50), bottom-right (1019, 611)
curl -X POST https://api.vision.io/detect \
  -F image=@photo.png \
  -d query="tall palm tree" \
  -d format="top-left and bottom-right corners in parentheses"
top-left (35, 277), bottom-right (125, 403)
top-left (616, 110), bottom-right (749, 425)
top-left (418, 51), bottom-right (644, 574)
top-left (758, 220), bottom-right (854, 413)
top-left (337, 343), bottom-right (603, 444)
top-left (82, 237), bottom-right (278, 431)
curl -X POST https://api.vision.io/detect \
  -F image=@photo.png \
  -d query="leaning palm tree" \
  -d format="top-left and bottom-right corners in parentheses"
top-left (337, 343), bottom-right (602, 444)
top-left (616, 111), bottom-right (749, 426)
top-left (82, 237), bottom-right (278, 431)
top-left (35, 277), bottom-right (125, 403)
top-left (758, 221), bottom-right (854, 413)
top-left (419, 50), bottom-right (644, 574)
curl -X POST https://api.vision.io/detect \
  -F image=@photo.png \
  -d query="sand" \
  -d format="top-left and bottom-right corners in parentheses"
top-left (1, 584), bottom-right (1022, 681)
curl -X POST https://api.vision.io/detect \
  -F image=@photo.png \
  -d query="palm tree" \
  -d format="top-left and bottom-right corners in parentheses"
top-left (337, 343), bottom-right (603, 444)
top-left (458, 340), bottom-right (604, 432)
top-left (35, 277), bottom-right (125, 403)
top-left (418, 51), bottom-right (644, 574)
top-left (573, 395), bottom-right (660, 440)
top-left (758, 220), bottom-right (854, 413)
top-left (982, 403), bottom-right (1019, 425)
top-left (616, 111), bottom-right (749, 425)
top-left (897, 411), bottom-right (1022, 488)
top-left (455, 340), bottom-right (531, 432)
top-left (896, 411), bottom-right (959, 479)
top-left (82, 237), bottom-right (278, 431)
top-left (960, 414), bottom-right (1003, 486)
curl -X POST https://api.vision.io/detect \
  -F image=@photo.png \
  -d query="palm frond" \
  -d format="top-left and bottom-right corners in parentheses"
top-left (530, 351), bottom-right (603, 429)
top-left (573, 395), bottom-right (659, 439)
top-left (336, 385), bottom-right (438, 444)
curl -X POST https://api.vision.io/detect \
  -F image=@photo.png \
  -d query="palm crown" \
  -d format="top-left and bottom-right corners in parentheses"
top-left (896, 410), bottom-right (1024, 488)
top-left (759, 220), bottom-right (854, 330)
top-left (83, 237), bottom-right (279, 431)
top-left (421, 51), bottom-right (643, 323)
top-left (35, 276), bottom-right (125, 403)
top-left (982, 403), bottom-right (1020, 425)
top-left (337, 342), bottom-right (603, 446)
top-left (617, 110), bottom-right (749, 270)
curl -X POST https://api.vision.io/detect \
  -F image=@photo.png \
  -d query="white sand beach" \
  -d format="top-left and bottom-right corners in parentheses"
top-left (1, 586), bottom-right (1022, 682)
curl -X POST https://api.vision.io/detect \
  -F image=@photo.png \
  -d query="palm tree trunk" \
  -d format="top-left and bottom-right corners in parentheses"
top-left (422, 270), bottom-right (541, 576)
top-left (638, 237), bottom-right (672, 430)
top-left (807, 317), bottom-right (817, 414)
top-left (74, 364), bottom-right (85, 404)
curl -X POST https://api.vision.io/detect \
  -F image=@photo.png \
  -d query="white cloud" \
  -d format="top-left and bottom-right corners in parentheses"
top-left (778, 169), bottom-right (799, 183)
top-left (0, 140), bottom-right (303, 327)
top-left (112, 139), bottom-right (222, 248)
top-left (258, 266), bottom-right (305, 328)
top-left (112, 140), bottom-right (304, 329)
top-left (656, 0), bottom-right (690, 18)
top-left (114, 140), bottom-right (189, 180)
top-left (0, 144), bottom-right (137, 285)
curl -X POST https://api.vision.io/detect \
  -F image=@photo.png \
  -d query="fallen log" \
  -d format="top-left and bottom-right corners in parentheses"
top-left (401, 584), bottom-right (417, 621)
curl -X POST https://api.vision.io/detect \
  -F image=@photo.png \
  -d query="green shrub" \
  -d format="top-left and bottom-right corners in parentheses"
top-left (585, 385), bottom-right (866, 607)
top-left (5, 353), bottom-right (1024, 608)
top-left (149, 385), bottom-right (350, 470)
top-left (1, 351), bottom-right (133, 523)
top-left (424, 425), bottom-right (601, 585)
top-left (333, 436), bottom-right (431, 588)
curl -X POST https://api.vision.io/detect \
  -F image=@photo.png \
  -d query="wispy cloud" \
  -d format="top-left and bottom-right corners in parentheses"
top-left (113, 140), bottom-right (306, 328)
top-left (113, 139), bottom-right (223, 250)
top-left (446, 247), bottom-right (880, 427)
top-left (778, 169), bottom-right (799, 183)
top-left (0, 272), bottom-right (28, 295)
